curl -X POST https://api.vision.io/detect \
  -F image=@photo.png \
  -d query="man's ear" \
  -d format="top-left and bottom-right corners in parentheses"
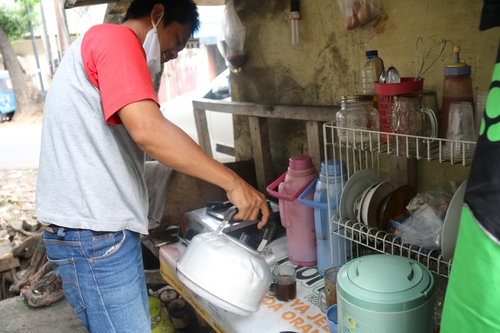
top-left (151, 4), bottom-right (165, 23)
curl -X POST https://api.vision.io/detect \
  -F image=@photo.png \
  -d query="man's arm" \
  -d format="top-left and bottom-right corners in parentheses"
top-left (118, 99), bottom-right (270, 227)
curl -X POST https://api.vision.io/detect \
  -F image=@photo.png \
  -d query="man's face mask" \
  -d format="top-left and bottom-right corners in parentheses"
top-left (142, 12), bottom-right (165, 75)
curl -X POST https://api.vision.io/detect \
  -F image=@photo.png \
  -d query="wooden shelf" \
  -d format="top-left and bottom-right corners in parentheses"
top-left (192, 98), bottom-right (339, 193)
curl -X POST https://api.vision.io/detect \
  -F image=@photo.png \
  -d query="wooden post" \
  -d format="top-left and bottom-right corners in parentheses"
top-left (193, 108), bottom-right (213, 158)
top-left (306, 121), bottom-right (324, 172)
top-left (390, 155), bottom-right (417, 189)
top-left (248, 116), bottom-right (274, 194)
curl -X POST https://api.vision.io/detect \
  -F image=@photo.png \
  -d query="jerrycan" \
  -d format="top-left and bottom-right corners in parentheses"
top-left (299, 160), bottom-right (350, 276)
top-left (267, 155), bottom-right (318, 266)
top-left (441, 46), bottom-right (474, 138)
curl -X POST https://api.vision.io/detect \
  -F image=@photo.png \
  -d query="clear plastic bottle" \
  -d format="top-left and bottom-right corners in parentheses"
top-left (361, 50), bottom-right (384, 95)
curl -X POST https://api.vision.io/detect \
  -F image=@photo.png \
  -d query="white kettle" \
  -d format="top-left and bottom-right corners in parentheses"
top-left (176, 206), bottom-right (276, 316)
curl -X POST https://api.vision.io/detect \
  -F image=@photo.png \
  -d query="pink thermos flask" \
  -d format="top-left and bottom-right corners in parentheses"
top-left (267, 155), bottom-right (318, 266)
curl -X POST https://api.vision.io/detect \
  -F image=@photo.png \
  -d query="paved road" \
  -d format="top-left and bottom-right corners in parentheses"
top-left (0, 122), bottom-right (41, 170)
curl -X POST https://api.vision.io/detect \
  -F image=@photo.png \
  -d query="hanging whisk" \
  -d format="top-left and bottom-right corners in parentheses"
top-left (415, 36), bottom-right (454, 80)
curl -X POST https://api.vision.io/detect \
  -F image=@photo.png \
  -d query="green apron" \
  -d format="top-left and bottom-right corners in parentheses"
top-left (441, 2), bottom-right (500, 331)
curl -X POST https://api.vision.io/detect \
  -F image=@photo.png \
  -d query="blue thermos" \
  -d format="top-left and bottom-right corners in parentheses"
top-left (299, 159), bottom-right (349, 276)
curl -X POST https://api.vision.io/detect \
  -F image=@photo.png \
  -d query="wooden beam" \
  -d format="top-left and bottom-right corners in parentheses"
top-left (71, 0), bottom-right (223, 11)
top-left (192, 99), bottom-right (339, 122)
top-left (215, 143), bottom-right (235, 156)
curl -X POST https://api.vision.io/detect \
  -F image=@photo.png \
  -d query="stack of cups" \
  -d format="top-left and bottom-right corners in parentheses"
top-left (444, 102), bottom-right (476, 158)
top-left (475, 90), bottom-right (488, 139)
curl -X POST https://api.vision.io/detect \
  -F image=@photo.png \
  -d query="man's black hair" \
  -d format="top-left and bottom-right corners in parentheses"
top-left (123, 0), bottom-right (200, 34)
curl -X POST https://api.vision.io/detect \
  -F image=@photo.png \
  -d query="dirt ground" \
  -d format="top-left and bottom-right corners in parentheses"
top-left (0, 169), bottom-right (38, 227)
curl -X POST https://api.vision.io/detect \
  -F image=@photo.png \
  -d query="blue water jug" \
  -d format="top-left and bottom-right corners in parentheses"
top-left (299, 159), bottom-right (350, 276)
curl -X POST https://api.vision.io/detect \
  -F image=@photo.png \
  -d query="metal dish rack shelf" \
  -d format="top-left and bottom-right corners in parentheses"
top-left (323, 124), bottom-right (476, 278)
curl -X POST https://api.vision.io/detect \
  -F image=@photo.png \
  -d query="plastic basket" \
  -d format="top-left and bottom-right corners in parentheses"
top-left (375, 77), bottom-right (424, 141)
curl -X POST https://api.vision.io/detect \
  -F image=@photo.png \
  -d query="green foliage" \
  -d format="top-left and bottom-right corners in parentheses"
top-left (0, 0), bottom-right (40, 40)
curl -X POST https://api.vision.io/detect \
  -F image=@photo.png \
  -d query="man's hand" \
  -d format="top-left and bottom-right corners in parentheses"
top-left (226, 179), bottom-right (270, 229)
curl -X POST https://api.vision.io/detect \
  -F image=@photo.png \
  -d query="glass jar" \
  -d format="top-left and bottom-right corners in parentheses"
top-left (336, 95), bottom-right (379, 145)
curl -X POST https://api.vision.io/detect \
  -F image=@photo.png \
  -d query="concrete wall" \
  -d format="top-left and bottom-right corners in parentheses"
top-left (230, 0), bottom-right (497, 190)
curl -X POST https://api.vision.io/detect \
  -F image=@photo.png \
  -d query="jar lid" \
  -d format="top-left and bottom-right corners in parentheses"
top-left (341, 95), bottom-right (374, 103)
top-left (337, 254), bottom-right (434, 312)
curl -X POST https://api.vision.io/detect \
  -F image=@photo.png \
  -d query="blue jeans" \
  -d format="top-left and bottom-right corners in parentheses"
top-left (43, 227), bottom-right (151, 333)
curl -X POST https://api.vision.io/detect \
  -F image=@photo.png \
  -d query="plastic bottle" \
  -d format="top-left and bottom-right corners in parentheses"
top-left (267, 155), bottom-right (318, 266)
top-left (361, 50), bottom-right (384, 95)
top-left (441, 46), bottom-right (474, 138)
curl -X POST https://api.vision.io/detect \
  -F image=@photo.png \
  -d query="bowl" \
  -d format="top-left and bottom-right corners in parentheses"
top-left (377, 185), bottom-right (417, 232)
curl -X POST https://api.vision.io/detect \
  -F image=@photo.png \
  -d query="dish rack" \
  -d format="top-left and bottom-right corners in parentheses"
top-left (323, 124), bottom-right (476, 278)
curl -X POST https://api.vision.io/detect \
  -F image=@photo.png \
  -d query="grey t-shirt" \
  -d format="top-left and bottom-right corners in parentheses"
top-left (36, 25), bottom-right (158, 235)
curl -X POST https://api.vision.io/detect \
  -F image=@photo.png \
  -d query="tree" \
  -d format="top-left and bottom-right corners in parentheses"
top-left (0, 0), bottom-right (40, 121)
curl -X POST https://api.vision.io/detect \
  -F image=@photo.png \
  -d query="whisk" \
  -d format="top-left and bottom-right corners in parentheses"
top-left (415, 36), bottom-right (454, 80)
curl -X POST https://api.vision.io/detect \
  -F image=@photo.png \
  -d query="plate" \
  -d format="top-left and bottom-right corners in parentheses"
top-left (441, 180), bottom-right (467, 261)
top-left (377, 185), bottom-right (417, 232)
top-left (355, 183), bottom-right (379, 224)
top-left (339, 169), bottom-right (380, 221)
top-left (361, 181), bottom-right (397, 229)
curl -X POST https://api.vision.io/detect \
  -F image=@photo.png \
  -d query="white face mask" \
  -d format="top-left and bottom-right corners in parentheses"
top-left (142, 12), bottom-right (165, 75)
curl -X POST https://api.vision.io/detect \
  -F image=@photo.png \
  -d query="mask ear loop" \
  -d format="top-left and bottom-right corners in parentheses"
top-left (152, 12), bottom-right (165, 33)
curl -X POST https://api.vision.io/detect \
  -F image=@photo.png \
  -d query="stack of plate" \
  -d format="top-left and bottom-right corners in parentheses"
top-left (338, 169), bottom-right (468, 261)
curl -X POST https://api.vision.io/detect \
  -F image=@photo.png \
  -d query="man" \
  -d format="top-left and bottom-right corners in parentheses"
top-left (440, 1), bottom-right (500, 332)
top-left (36, 1), bottom-right (270, 332)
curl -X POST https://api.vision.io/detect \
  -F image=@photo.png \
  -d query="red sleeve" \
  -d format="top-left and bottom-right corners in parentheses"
top-left (81, 24), bottom-right (159, 125)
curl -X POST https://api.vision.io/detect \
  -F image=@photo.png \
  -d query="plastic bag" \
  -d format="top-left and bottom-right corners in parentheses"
top-left (217, 0), bottom-right (246, 72)
top-left (406, 189), bottom-right (451, 221)
top-left (336, 0), bottom-right (383, 30)
top-left (399, 203), bottom-right (443, 250)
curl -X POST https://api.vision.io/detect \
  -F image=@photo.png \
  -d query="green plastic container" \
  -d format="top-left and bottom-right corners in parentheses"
top-left (149, 297), bottom-right (175, 333)
top-left (337, 254), bottom-right (434, 333)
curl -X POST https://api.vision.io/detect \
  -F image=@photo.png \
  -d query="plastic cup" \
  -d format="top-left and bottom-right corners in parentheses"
top-left (326, 304), bottom-right (338, 333)
top-left (444, 102), bottom-right (476, 157)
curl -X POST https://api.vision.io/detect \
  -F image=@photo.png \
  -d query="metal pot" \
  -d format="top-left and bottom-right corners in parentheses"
top-left (176, 207), bottom-right (276, 316)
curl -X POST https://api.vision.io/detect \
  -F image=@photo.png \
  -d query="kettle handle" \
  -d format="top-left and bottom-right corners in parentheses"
top-left (223, 206), bottom-right (239, 222)
top-left (216, 206), bottom-right (240, 233)
top-left (262, 221), bottom-right (276, 242)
